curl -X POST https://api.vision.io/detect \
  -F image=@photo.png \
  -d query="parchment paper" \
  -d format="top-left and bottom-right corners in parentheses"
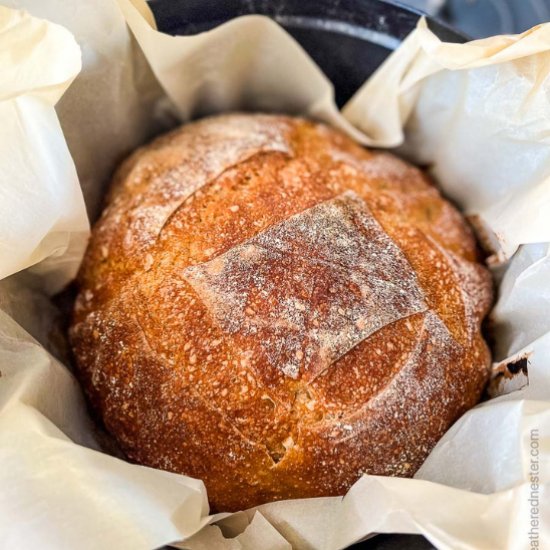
top-left (0, 1), bottom-right (549, 549)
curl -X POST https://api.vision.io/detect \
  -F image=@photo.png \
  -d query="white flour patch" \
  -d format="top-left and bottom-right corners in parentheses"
top-left (184, 192), bottom-right (428, 380)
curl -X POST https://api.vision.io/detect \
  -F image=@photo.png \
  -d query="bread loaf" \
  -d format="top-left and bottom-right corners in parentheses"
top-left (69, 114), bottom-right (493, 512)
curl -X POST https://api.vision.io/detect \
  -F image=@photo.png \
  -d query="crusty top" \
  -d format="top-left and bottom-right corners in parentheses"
top-left (70, 114), bottom-right (493, 512)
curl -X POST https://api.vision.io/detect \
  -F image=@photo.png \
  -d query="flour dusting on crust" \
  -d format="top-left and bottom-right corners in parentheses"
top-left (121, 115), bottom-right (293, 248)
top-left (184, 191), bottom-right (428, 380)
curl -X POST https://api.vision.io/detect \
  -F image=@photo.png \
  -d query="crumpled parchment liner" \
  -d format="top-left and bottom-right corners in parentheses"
top-left (0, 6), bottom-right (87, 293)
top-left (0, 0), bottom-right (549, 548)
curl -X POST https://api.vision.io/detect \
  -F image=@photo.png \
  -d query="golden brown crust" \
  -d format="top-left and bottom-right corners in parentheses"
top-left (69, 114), bottom-right (492, 512)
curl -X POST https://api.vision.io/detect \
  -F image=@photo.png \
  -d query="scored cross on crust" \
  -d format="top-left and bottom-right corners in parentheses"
top-left (184, 191), bottom-right (428, 381)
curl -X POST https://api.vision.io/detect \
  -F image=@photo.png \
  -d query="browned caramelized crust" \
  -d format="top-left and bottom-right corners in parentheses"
top-left (69, 114), bottom-right (493, 512)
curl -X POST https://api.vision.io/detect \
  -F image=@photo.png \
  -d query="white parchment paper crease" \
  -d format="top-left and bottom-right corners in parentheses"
top-left (0, 1), bottom-right (548, 549)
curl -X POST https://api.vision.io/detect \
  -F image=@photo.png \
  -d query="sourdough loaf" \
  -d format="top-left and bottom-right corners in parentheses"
top-left (70, 114), bottom-right (492, 512)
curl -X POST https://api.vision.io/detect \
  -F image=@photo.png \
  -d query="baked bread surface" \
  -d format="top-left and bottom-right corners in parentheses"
top-left (70, 114), bottom-right (492, 512)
